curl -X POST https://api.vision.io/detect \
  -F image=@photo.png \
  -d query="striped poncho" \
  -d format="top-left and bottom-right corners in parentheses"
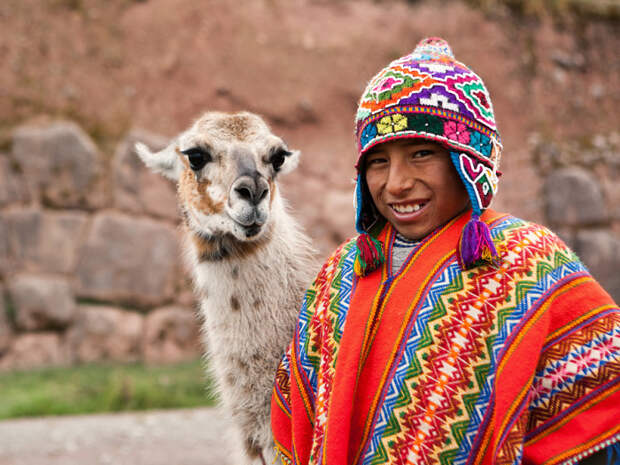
top-left (271, 210), bottom-right (620, 465)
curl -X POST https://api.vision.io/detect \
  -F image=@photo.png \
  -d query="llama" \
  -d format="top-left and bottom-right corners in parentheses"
top-left (136, 112), bottom-right (315, 465)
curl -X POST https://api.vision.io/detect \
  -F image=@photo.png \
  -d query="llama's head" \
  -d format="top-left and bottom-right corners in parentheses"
top-left (136, 112), bottom-right (299, 246)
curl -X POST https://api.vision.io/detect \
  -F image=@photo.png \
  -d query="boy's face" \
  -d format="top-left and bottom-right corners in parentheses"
top-left (364, 139), bottom-right (469, 240)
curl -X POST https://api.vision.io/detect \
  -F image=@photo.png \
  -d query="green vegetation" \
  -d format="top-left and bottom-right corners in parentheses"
top-left (0, 359), bottom-right (217, 420)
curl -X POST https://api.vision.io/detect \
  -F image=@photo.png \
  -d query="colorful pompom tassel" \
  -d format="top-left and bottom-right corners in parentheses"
top-left (457, 214), bottom-right (499, 270)
top-left (354, 233), bottom-right (385, 277)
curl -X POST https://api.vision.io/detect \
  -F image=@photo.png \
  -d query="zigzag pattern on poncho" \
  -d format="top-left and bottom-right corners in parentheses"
top-left (272, 211), bottom-right (620, 465)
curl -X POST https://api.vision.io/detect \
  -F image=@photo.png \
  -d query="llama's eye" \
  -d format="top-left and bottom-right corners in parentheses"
top-left (270, 148), bottom-right (290, 171)
top-left (182, 147), bottom-right (212, 171)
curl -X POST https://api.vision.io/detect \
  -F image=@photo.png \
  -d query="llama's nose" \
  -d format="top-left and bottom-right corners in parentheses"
top-left (233, 176), bottom-right (269, 206)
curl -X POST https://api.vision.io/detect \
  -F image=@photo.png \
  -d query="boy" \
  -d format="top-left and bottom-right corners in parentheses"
top-left (271, 38), bottom-right (619, 465)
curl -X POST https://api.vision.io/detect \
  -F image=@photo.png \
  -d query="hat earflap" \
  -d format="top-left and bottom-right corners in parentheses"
top-left (450, 151), bottom-right (499, 269)
top-left (353, 174), bottom-right (385, 277)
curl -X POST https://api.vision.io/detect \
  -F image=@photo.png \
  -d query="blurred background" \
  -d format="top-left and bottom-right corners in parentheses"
top-left (0, 0), bottom-right (618, 428)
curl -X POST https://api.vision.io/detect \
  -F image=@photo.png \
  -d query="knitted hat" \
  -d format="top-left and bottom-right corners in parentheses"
top-left (353, 37), bottom-right (502, 276)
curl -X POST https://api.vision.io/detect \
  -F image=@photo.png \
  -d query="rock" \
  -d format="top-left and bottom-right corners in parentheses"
top-left (11, 122), bottom-right (105, 209)
top-left (324, 189), bottom-right (356, 243)
top-left (282, 173), bottom-right (343, 257)
top-left (0, 208), bottom-right (40, 275)
top-left (0, 214), bottom-right (9, 273)
top-left (0, 283), bottom-right (13, 354)
top-left (7, 274), bottom-right (76, 331)
top-left (0, 209), bottom-right (88, 274)
top-left (112, 130), bottom-right (178, 222)
top-left (531, 140), bottom-right (561, 175)
top-left (574, 229), bottom-right (620, 303)
top-left (543, 167), bottom-right (607, 226)
top-left (596, 161), bottom-right (620, 221)
top-left (552, 227), bottom-right (576, 251)
top-left (551, 50), bottom-right (585, 70)
top-left (0, 153), bottom-right (30, 207)
top-left (296, 100), bottom-right (319, 124)
top-left (66, 305), bottom-right (144, 363)
top-left (75, 212), bottom-right (179, 308)
top-left (143, 306), bottom-right (201, 364)
top-left (174, 272), bottom-right (196, 308)
top-left (36, 210), bottom-right (89, 273)
top-left (0, 333), bottom-right (67, 371)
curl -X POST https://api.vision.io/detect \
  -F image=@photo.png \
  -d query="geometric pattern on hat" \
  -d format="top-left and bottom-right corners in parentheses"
top-left (451, 151), bottom-right (499, 216)
top-left (354, 37), bottom-right (503, 233)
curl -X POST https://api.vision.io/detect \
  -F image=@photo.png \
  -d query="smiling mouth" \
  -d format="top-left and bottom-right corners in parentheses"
top-left (390, 200), bottom-right (429, 215)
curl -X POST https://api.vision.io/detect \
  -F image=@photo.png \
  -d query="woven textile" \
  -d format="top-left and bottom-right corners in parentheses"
top-left (354, 37), bottom-right (502, 235)
top-left (271, 210), bottom-right (620, 465)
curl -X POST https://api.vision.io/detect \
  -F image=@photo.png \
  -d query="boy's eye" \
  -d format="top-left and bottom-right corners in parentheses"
top-left (411, 149), bottom-right (434, 159)
top-left (366, 156), bottom-right (387, 167)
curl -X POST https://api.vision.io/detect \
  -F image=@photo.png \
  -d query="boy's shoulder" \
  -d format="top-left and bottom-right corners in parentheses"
top-left (489, 212), bottom-right (577, 258)
top-left (489, 212), bottom-right (557, 236)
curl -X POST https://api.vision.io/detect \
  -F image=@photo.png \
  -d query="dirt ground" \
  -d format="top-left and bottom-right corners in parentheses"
top-left (0, 408), bottom-right (233, 465)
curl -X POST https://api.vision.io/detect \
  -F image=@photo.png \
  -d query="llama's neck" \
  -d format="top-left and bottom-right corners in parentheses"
top-left (183, 193), bottom-right (315, 461)
top-left (183, 195), bottom-right (314, 316)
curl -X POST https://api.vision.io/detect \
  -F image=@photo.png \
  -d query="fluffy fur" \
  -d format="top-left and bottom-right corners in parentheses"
top-left (136, 111), bottom-right (315, 464)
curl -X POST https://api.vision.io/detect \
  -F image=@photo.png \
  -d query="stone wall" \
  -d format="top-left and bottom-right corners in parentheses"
top-left (0, 122), bottom-right (201, 371)
top-left (0, 121), bottom-right (618, 372)
top-left (535, 132), bottom-right (620, 301)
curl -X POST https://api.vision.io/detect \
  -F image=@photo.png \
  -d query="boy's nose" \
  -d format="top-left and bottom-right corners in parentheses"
top-left (386, 162), bottom-right (416, 196)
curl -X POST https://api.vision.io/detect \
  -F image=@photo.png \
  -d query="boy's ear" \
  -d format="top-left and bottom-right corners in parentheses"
top-left (135, 140), bottom-right (184, 181)
top-left (277, 149), bottom-right (300, 176)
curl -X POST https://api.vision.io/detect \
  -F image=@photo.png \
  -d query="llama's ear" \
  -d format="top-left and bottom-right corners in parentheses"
top-left (278, 149), bottom-right (300, 176)
top-left (135, 141), bottom-right (183, 181)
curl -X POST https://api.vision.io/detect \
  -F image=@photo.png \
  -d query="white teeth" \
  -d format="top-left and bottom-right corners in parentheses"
top-left (393, 203), bottom-right (423, 213)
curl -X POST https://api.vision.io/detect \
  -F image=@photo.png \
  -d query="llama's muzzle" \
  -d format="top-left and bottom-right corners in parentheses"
top-left (232, 175), bottom-right (269, 206)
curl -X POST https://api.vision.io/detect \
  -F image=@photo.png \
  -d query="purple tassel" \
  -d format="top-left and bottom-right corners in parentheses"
top-left (457, 214), bottom-right (499, 269)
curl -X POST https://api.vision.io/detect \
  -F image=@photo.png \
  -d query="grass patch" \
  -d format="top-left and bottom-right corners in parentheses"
top-left (0, 359), bottom-right (217, 420)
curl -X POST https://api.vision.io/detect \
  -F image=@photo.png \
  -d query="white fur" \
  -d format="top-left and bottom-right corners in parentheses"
top-left (187, 197), bottom-right (313, 464)
top-left (137, 112), bottom-right (315, 465)
top-left (135, 141), bottom-right (184, 181)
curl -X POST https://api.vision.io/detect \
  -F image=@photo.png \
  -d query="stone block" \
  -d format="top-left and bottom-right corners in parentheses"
top-left (171, 269), bottom-right (196, 308)
top-left (75, 212), bottom-right (179, 307)
top-left (0, 153), bottom-right (30, 207)
top-left (553, 227), bottom-right (576, 251)
top-left (113, 130), bottom-right (178, 221)
top-left (0, 209), bottom-right (40, 275)
top-left (324, 189), bottom-right (356, 243)
top-left (282, 174), bottom-right (349, 257)
top-left (143, 306), bottom-right (201, 364)
top-left (11, 122), bottom-right (105, 209)
top-left (0, 333), bottom-right (67, 371)
top-left (0, 214), bottom-right (9, 273)
top-left (36, 210), bottom-right (89, 273)
top-left (0, 283), bottom-right (13, 354)
top-left (0, 209), bottom-right (88, 274)
top-left (543, 167), bottom-right (607, 226)
top-left (574, 229), bottom-right (620, 302)
top-left (66, 305), bottom-right (144, 363)
top-left (7, 274), bottom-right (76, 331)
